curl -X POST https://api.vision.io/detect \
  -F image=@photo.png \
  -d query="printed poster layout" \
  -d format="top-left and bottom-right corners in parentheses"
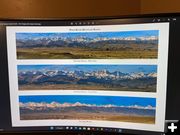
top-left (6, 23), bottom-right (169, 132)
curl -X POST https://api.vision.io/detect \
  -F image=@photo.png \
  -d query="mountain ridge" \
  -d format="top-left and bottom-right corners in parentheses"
top-left (16, 36), bottom-right (158, 49)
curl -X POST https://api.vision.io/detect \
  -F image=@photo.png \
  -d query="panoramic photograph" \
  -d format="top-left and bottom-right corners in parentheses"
top-left (19, 95), bottom-right (156, 124)
top-left (16, 30), bottom-right (159, 59)
top-left (18, 65), bottom-right (157, 92)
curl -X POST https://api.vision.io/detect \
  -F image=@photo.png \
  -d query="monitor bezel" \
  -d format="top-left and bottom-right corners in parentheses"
top-left (0, 13), bottom-right (179, 135)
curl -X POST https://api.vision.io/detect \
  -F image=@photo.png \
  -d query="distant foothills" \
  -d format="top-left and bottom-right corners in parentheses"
top-left (19, 95), bottom-right (156, 123)
top-left (16, 31), bottom-right (159, 59)
top-left (18, 67), bottom-right (157, 92)
top-left (19, 101), bottom-right (156, 111)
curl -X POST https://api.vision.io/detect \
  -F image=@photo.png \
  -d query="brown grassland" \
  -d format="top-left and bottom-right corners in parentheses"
top-left (17, 47), bottom-right (157, 59)
top-left (20, 112), bottom-right (155, 124)
top-left (19, 84), bottom-right (155, 92)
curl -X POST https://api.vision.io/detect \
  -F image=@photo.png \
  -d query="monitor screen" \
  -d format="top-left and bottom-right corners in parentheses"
top-left (0, 14), bottom-right (179, 135)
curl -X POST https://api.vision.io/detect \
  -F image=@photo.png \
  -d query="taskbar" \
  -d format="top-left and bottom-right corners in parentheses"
top-left (0, 126), bottom-right (164, 135)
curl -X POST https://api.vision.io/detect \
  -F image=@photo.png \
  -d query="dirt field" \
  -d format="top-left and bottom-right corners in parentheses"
top-left (19, 84), bottom-right (155, 92)
top-left (17, 47), bottom-right (157, 59)
top-left (20, 112), bottom-right (155, 124)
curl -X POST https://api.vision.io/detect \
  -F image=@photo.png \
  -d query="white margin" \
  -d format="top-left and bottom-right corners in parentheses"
top-left (6, 22), bottom-right (169, 132)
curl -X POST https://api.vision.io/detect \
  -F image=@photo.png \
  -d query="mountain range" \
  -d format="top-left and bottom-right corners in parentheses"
top-left (16, 36), bottom-right (158, 49)
top-left (19, 101), bottom-right (155, 117)
top-left (18, 69), bottom-right (157, 90)
top-left (19, 101), bottom-right (155, 110)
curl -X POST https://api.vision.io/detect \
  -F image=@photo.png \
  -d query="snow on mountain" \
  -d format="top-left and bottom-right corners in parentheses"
top-left (18, 70), bottom-right (157, 80)
top-left (127, 105), bottom-right (155, 110)
top-left (19, 102), bottom-right (155, 110)
top-left (130, 72), bottom-right (145, 79)
top-left (43, 70), bottom-right (59, 77)
top-left (147, 72), bottom-right (157, 78)
top-left (17, 35), bottom-right (158, 47)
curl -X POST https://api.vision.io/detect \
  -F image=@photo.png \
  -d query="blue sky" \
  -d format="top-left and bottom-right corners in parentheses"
top-left (19, 95), bottom-right (156, 107)
top-left (18, 65), bottom-right (157, 73)
top-left (16, 30), bottom-right (159, 40)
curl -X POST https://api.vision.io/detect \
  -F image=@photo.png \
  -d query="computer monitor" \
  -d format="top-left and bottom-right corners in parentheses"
top-left (0, 13), bottom-right (180, 135)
